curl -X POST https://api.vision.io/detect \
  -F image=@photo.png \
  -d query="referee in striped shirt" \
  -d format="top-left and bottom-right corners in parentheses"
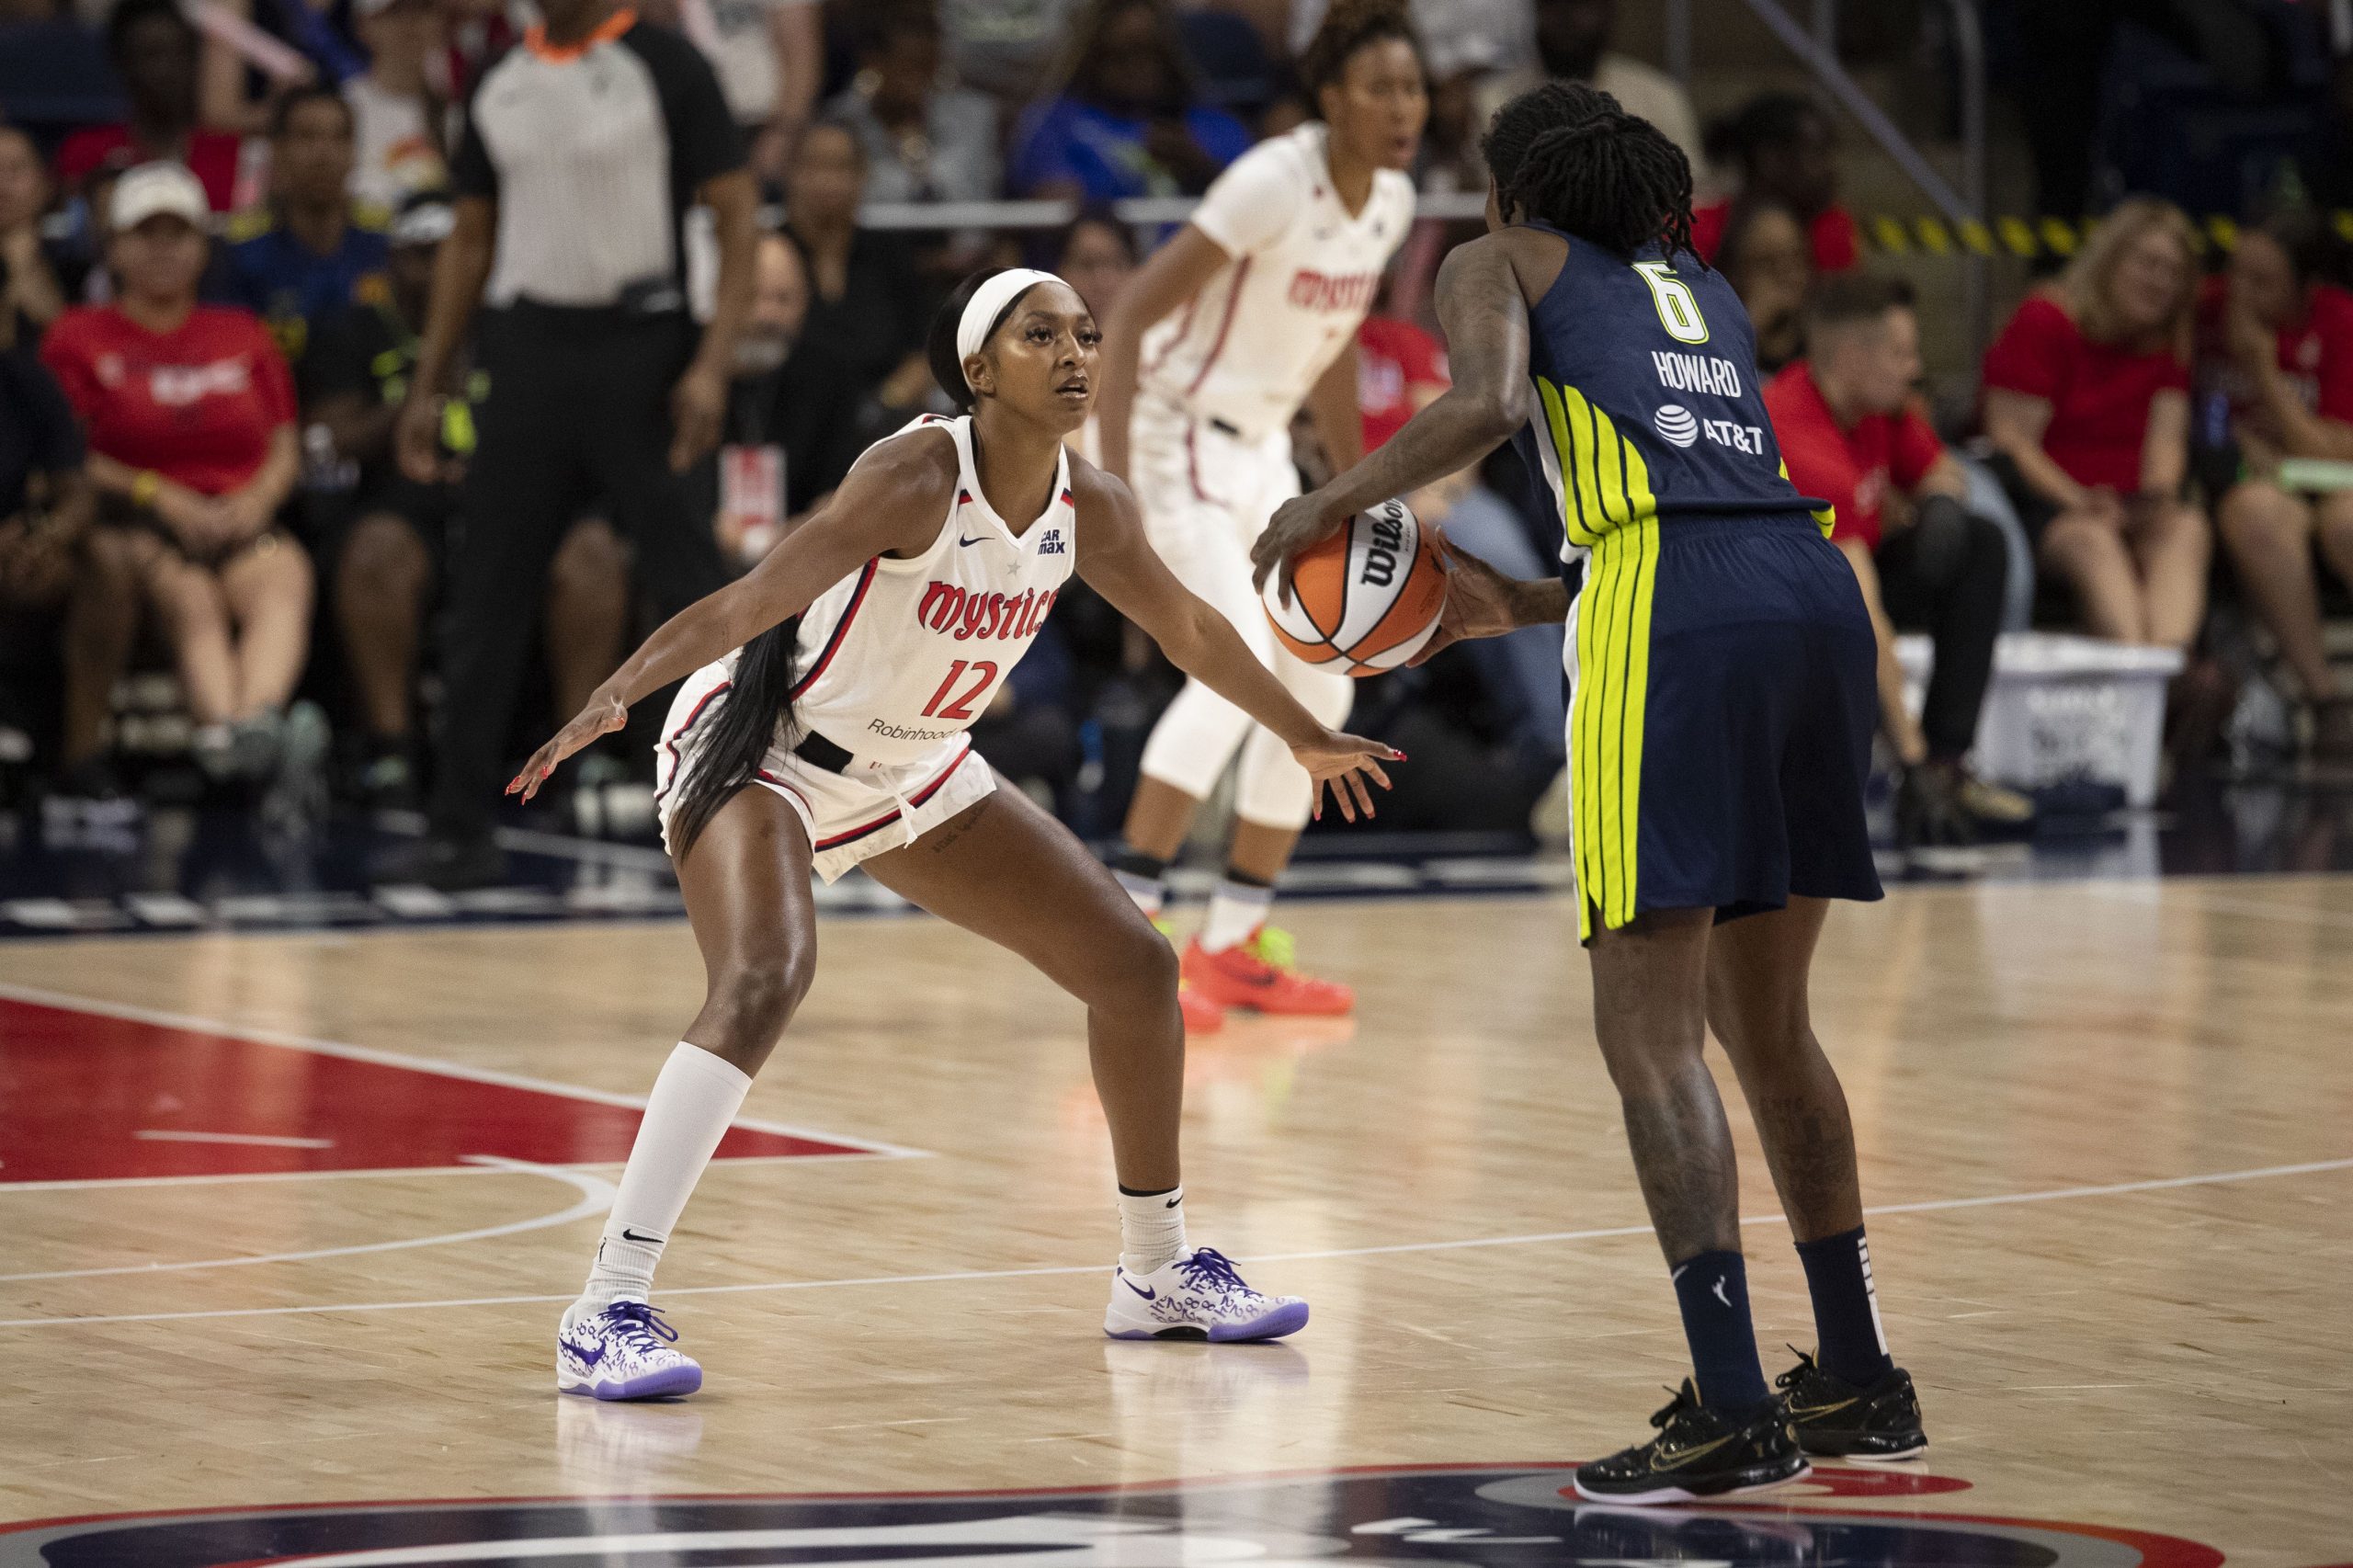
top-left (396, 0), bottom-right (756, 887)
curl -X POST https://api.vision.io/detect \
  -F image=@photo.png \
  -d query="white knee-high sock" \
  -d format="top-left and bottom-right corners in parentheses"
top-left (580, 1041), bottom-right (753, 1309)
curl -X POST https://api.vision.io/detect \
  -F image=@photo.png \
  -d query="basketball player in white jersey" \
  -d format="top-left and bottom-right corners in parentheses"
top-left (1097, 0), bottom-right (1426, 1025)
top-left (511, 268), bottom-right (1399, 1401)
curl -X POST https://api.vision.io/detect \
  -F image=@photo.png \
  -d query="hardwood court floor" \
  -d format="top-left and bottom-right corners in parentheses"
top-left (2, 878), bottom-right (2349, 1565)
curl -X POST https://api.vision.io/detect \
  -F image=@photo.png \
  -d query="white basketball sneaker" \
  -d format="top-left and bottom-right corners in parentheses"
top-left (1103, 1246), bottom-right (1309, 1342)
top-left (557, 1301), bottom-right (703, 1400)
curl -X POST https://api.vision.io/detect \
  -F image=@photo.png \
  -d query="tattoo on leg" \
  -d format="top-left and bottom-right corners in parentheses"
top-left (1620, 1067), bottom-right (1742, 1261)
top-left (1750, 1085), bottom-right (1863, 1238)
top-left (923, 793), bottom-right (993, 855)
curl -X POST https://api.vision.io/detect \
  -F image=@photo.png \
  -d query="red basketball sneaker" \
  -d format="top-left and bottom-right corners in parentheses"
top-left (1179, 983), bottom-right (1226, 1033)
top-left (1183, 926), bottom-right (1353, 1016)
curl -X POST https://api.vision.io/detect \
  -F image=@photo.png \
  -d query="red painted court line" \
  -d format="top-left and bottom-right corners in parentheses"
top-left (0, 995), bottom-right (871, 1184)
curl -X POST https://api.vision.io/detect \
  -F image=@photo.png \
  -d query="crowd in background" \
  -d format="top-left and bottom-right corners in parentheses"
top-left (3, 0), bottom-right (2352, 865)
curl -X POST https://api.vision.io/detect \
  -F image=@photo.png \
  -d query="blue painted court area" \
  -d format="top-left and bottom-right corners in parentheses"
top-left (3, 779), bottom-right (2352, 939)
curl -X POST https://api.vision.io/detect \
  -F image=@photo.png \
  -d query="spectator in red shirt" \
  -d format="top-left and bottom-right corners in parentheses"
top-left (1715, 196), bottom-right (1812, 374)
top-left (1982, 197), bottom-right (2207, 650)
top-left (1357, 309), bottom-right (1447, 452)
top-left (52, 0), bottom-right (246, 213)
top-left (2200, 206), bottom-right (2353, 759)
top-left (40, 164), bottom-right (312, 789)
top-left (1766, 273), bottom-right (2029, 845)
top-left (1691, 93), bottom-right (1859, 275)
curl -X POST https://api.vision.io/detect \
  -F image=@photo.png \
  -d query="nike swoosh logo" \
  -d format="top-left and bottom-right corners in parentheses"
top-left (1122, 1278), bottom-right (1156, 1301)
top-left (959, 535), bottom-right (988, 548)
top-left (1790, 1396), bottom-right (1859, 1418)
top-left (620, 1228), bottom-right (661, 1244)
top-left (564, 1339), bottom-right (606, 1369)
top-left (1165, 1196), bottom-right (1182, 1209)
top-left (1648, 1432), bottom-right (1737, 1471)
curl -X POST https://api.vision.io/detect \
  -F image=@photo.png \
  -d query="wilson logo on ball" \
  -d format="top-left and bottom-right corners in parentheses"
top-left (1654, 404), bottom-right (1699, 448)
top-left (1262, 499), bottom-right (1448, 676)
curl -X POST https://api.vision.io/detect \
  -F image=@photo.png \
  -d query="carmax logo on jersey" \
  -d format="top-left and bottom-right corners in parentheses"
top-left (1654, 404), bottom-right (1699, 448)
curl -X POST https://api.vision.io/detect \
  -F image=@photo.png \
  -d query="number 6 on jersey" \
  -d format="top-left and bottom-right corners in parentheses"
top-left (1632, 260), bottom-right (1710, 346)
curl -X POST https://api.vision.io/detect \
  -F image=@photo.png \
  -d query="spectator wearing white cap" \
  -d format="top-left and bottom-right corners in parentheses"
top-left (39, 162), bottom-right (320, 800)
top-left (346, 0), bottom-right (450, 211)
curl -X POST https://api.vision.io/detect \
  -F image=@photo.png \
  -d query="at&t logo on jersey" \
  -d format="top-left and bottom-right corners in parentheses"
top-left (1288, 270), bottom-right (1381, 312)
top-left (916, 583), bottom-right (1058, 642)
top-left (1653, 403), bottom-right (1769, 456)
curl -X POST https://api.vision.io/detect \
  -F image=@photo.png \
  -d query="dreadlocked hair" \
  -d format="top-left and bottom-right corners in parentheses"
top-left (1298, 0), bottom-right (1422, 100)
top-left (665, 624), bottom-right (804, 862)
top-left (1483, 81), bottom-right (1699, 267)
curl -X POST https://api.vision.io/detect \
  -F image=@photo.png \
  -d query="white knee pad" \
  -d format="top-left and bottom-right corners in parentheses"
top-left (1233, 661), bottom-right (1355, 829)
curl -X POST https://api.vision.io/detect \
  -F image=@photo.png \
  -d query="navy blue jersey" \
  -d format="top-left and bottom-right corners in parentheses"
top-left (1508, 222), bottom-right (1833, 560)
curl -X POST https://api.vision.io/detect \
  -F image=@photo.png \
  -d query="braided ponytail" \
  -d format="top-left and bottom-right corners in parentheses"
top-left (1482, 81), bottom-right (1699, 266)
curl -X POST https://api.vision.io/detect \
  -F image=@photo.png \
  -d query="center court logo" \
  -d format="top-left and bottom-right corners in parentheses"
top-left (0, 1465), bottom-right (2225, 1567)
top-left (1654, 404), bottom-right (1699, 448)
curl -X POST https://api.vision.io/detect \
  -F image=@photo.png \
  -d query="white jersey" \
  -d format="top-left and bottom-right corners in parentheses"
top-left (783, 414), bottom-right (1076, 766)
top-left (1138, 124), bottom-right (1416, 442)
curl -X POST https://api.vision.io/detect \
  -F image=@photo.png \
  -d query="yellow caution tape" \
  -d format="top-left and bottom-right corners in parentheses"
top-left (1858, 209), bottom-right (2353, 260)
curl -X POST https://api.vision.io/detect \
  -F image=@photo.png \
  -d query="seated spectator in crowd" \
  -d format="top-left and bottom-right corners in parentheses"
top-left (222, 87), bottom-right (392, 364)
top-left (1009, 0), bottom-right (1255, 200)
top-left (1715, 195), bottom-right (1811, 373)
top-left (2199, 206), bottom-right (2353, 759)
top-left (0, 261), bottom-right (138, 804)
top-left (1766, 273), bottom-right (2030, 844)
top-left (40, 163), bottom-right (313, 789)
top-left (304, 194), bottom-right (631, 807)
top-left (345, 0), bottom-right (449, 211)
top-left (1, 126), bottom-right (68, 343)
top-left (781, 119), bottom-right (932, 421)
top-left (1693, 92), bottom-right (1857, 273)
top-left (1982, 197), bottom-right (2207, 649)
top-left (1358, 299), bottom-right (1448, 451)
top-left (706, 229), bottom-right (863, 568)
top-left (827, 3), bottom-right (997, 208)
top-left (54, 0), bottom-right (244, 212)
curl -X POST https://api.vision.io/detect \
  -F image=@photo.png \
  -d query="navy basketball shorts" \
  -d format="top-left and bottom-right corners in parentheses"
top-left (1563, 511), bottom-right (1883, 943)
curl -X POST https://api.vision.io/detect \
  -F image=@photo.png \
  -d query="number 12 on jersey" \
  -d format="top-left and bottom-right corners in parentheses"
top-left (921, 659), bottom-right (1000, 722)
top-left (1633, 260), bottom-right (1710, 345)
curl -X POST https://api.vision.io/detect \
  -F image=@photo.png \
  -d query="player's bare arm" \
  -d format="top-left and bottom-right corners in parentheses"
top-left (1093, 224), bottom-right (1233, 483)
top-left (1071, 460), bottom-right (1400, 821)
top-left (1253, 233), bottom-right (1552, 594)
top-left (511, 435), bottom-right (957, 797)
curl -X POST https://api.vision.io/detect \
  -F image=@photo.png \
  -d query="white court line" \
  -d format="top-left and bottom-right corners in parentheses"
top-left (0, 980), bottom-right (930, 1161)
top-left (6, 1154), bottom-right (2343, 1330)
top-left (0, 1157), bottom-right (615, 1283)
top-left (132, 1130), bottom-right (335, 1149)
top-left (0, 1151), bottom-right (900, 1194)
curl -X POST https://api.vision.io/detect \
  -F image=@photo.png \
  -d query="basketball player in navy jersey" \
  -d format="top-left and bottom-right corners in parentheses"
top-left (1254, 83), bottom-right (1927, 1503)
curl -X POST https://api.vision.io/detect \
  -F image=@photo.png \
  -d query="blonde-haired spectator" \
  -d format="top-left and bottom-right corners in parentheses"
top-left (1982, 197), bottom-right (2208, 649)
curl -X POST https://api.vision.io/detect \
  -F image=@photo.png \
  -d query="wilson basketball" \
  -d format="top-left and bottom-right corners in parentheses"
top-left (1261, 498), bottom-right (1448, 676)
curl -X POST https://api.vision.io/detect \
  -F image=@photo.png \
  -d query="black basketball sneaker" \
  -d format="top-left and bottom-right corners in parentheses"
top-left (1775, 1349), bottom-right (1928, 1459)
top-left (1572, 1381), bottom-right (1810, 1505)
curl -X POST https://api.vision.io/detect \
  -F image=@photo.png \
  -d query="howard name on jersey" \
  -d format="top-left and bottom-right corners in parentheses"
top-left (788, 415), bottom-right (1076, 760)
top-left (1138, 123), bottom-right (1415, 440)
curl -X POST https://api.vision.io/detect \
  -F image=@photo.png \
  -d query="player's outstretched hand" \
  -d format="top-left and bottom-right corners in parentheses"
top-left (1252, 493), bottom-right (1346, 604)
top-left (508, 688), bottom-right (630, 801)
top-left (1292, 729), bottom-right (1404, 824)
top-left (1407, 536), bottom-right (1524, 666)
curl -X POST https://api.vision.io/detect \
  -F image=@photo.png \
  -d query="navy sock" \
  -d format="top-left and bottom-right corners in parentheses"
top-left (1795, 1225), bottom-right (1895, 1386)
top-left (1670, 1250), bottom-right (1769, 1410)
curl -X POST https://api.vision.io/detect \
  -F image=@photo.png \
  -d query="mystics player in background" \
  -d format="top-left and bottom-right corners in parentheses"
top-left (513, 268), bottom-right (1398, 1400)
top-left (1254, 84), bottom-right (1927, 1502)
top-left (1094, 0), bottom-right (1425, 1024)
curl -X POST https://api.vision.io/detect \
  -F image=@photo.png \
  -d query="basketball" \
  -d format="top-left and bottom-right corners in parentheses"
top-left (1260, 498), bottom-right (1449, 676)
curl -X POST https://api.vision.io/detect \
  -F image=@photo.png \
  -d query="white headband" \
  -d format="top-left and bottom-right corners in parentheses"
top-left (957, 268), bottom-right (1065, 368)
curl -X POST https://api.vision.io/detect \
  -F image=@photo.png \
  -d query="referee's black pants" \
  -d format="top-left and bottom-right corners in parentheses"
top-left (430, 302), bottom-right (725, 841)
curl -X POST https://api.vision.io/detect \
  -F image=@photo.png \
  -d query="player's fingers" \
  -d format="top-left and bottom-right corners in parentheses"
top-left (1348, 770), bottom-right (1375, 819)
top-left (1361, 758), bottom-right (1392, 790)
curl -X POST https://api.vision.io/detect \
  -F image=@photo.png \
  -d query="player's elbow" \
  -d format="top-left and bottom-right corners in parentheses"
top-left (1466, 382), bottom-right (1529, 443)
